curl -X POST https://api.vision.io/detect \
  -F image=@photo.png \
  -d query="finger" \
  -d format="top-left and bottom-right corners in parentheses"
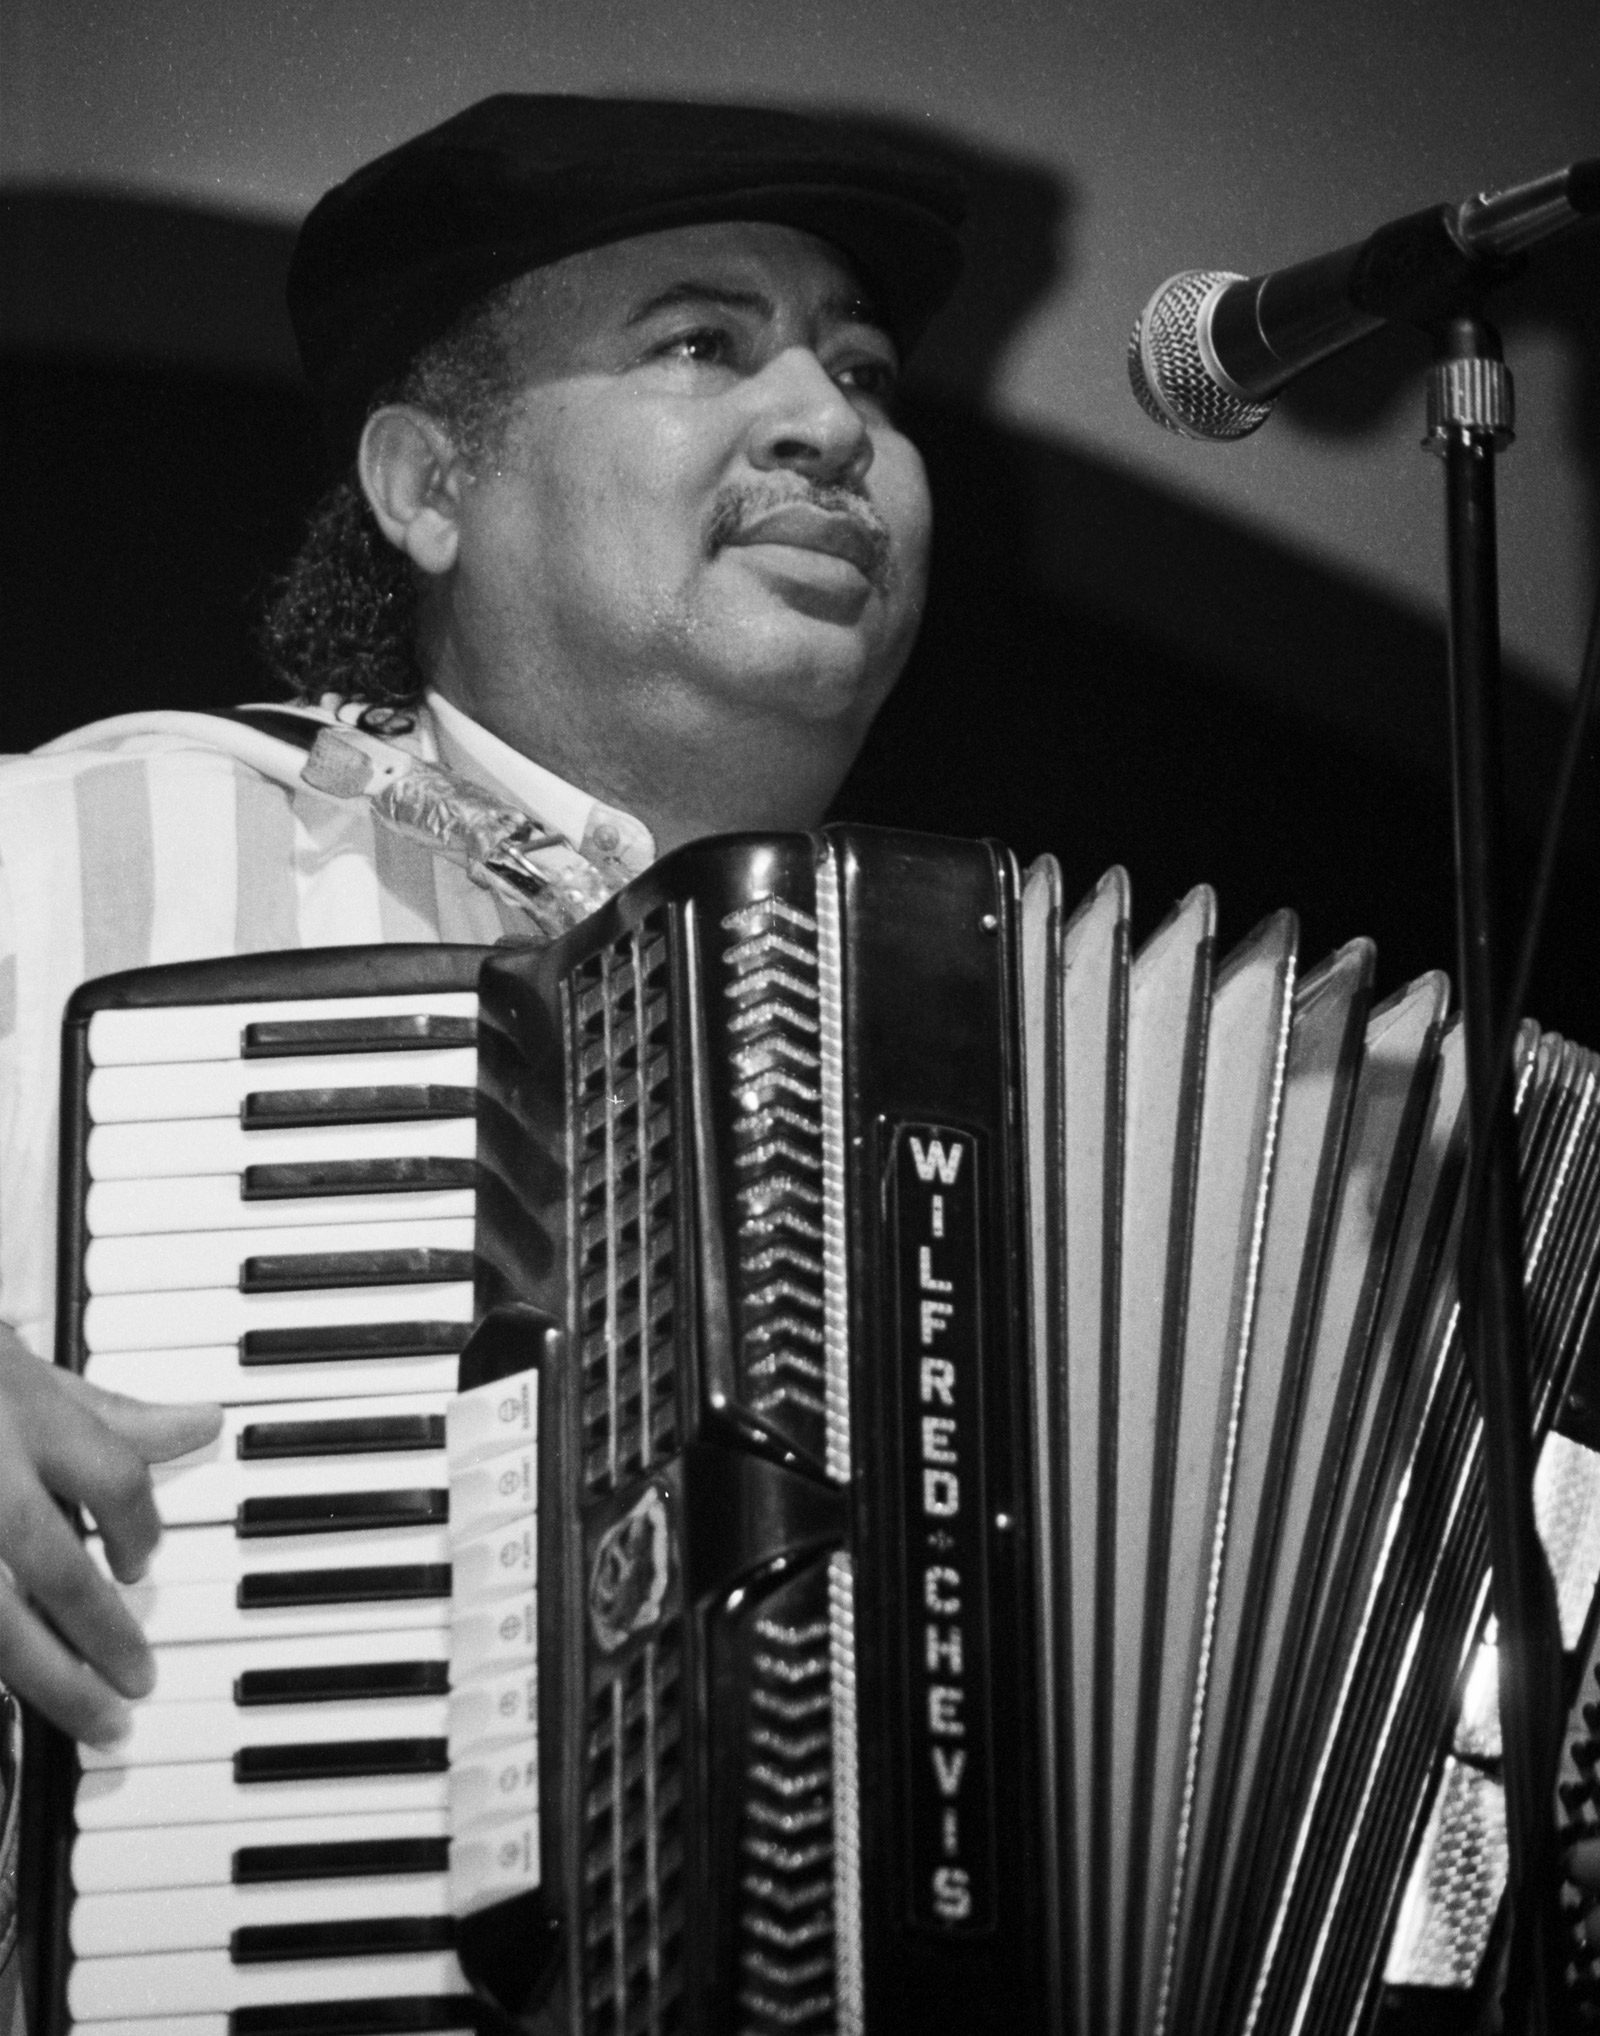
top-left (0, 1565), bottom-right (136, 1748)
top-left (0, 1473), bottom-right (154, 1699)
top-left (77, 1385), bottom-right (224, 1464)
top-left (82, 1398), bottom-right (221, 1583)
top-left (80, 1394), bottom-right (223, 1581)
top-left (31, 1409), bottom-right (168, 1586)
top-left (25, 1377), bottom-right (217, 1583)
top-left (1, 1339), bottom-right (220, 1470)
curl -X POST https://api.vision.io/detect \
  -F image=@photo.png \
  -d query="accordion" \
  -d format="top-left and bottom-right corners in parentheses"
top-left (22, 826), bottom-right (1600, 2036)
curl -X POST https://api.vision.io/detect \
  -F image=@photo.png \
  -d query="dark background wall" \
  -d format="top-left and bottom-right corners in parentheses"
top-left (1, 0), bottom-right (1596, 1040)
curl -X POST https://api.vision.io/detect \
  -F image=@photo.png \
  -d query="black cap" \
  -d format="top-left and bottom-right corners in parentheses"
top-left (288, 93), bottom-right (967, 460)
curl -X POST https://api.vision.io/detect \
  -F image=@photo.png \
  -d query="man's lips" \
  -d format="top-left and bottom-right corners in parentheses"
top-left (721, 502), bottom-right (890, 585)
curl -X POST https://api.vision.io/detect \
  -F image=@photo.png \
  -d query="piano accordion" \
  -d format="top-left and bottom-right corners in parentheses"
top-left (21, 826), bottom-right (1600, 2036)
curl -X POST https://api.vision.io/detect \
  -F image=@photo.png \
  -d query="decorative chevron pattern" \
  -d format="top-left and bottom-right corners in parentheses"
top-left (569, 912), bottom-right (678, 1497)
top-left (720, 896), bottom-right (831, 1460)
top-left (738, 1580), bottom-right (838, 2034)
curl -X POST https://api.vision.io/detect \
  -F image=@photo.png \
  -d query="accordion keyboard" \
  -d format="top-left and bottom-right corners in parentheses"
top-left (56, 960), bottom-right (484, 2035)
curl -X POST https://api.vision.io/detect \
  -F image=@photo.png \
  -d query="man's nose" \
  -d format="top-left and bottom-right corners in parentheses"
top-left (746, 347), bottom-right (875, 486)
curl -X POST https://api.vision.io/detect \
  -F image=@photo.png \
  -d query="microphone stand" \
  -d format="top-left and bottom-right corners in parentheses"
top-left (1424, 306), bottom-right (1567, 2032)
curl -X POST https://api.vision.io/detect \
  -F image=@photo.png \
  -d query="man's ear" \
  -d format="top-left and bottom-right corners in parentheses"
top-left (358, 406), bottom-right (466, 577)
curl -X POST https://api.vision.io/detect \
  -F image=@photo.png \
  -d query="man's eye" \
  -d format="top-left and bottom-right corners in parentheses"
top-left (659, 326), bottom-right (734, 366)
top-left (838, 357), bottom-right (900, 405)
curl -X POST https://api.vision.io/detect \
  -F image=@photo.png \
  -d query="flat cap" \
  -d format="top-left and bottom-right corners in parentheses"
top-left (288, 93), bottom-right (966, 460)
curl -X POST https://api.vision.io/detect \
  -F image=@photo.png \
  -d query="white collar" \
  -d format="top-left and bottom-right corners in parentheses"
top-left (425, 687), bottom-right (656, 882)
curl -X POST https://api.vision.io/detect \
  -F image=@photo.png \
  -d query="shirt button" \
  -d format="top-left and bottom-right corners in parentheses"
top-left (592, 823), bottom-right (620, 852)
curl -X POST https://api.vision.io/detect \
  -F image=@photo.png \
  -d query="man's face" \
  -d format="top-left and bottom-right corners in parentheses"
top-left (429, 221), bottom-right (932, 829)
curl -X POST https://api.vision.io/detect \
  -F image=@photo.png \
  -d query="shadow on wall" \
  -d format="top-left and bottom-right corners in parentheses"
top-left (1, 167), bottom-right (1594, 1044)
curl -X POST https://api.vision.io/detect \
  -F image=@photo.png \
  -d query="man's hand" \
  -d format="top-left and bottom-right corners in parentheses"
top-left (0, 1325), bottom-right (221, 1746)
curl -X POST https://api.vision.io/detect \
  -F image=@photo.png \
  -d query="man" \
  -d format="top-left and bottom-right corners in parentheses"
top-left (0, 92), bottom-right (964, 2019)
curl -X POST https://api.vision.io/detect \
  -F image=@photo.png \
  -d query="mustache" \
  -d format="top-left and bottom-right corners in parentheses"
top-left (705, 481), bottom-right (895, 592)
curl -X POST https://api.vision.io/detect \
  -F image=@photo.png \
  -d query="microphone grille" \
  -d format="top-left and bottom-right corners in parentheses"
top-left (1128, 270), bottom-right (1274, 442)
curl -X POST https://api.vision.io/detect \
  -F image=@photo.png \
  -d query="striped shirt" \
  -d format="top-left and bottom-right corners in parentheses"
top-left (0, 698), bottom-right (651, 1364)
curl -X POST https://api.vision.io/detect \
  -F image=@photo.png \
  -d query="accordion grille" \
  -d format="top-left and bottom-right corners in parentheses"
top-left (583, 1619), bottom-right (689, 2032)
top-left (573, 915), bottom-right (677, 1496)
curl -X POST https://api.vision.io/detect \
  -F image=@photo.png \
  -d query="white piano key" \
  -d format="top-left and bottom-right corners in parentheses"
top-left (66, 2018), bottom-right (229, 2036)
top-left (228, 1515), bottom-right (449, 1571)
top-left (95, 1521), bottom-right (450, 1588)
top-left (105, 1576), bottom-right (450, 1650)
top-left (86, 1344), bottom-right (461, 1404)
top-left (450, 1446), bottom-right (538, 1535)
top-left (452, 1517), bottom-right (537, 1603)
top-left (67, 1945), bottom-right (468, 2021)
top-left (82, 1695), bottom-right (450, 1771)
top-left (141, 1622), bottom-right (449, 1706)
top-left (73, 1870), bottom-right (451, 1956)
top-left (87, 1279), bottom-right (473, 1354)
top-left (88, 1113), bottom-right (476, 1183)
top-left (88, 1173), bottom-right (476, 1236)
top-left (87, 1215), bottom-right (474, 1296)
top-left (78, 2020), bottom-right (473, 2036)
top-left (446, 1366), bottom-right (538, 1466)
top-left (86, 2022), bottom-right (474, 2036)
top-left (87, 991), bottom-right (477, 1068)
top-left (452, 1813), bottom-right (541, 1916)
top-left (87, 1045), bottom-right (477, 1122)
top-left (138, 1571), bottom-right (445, 1653)
top-left (449, 1662), bottom-right (538, 1756)
top-left (75, 1759), bottom-right (449, 1831)
top-left (73, 1806), bottom-right (448, 1894)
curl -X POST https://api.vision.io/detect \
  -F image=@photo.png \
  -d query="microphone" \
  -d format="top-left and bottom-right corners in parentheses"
top-left (1128, 158), bottom-right (1600, 441)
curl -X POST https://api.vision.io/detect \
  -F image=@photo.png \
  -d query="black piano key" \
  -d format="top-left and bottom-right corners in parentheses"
top-left (237, 1415), bottom-right (446, 1460)
top-left (232, 1915), bottom-right (455, 1964)
top-left (241, 1321), bottom-right (470, 1367)
top-left (241, 1086), bottom-right (475, 1129)
top-left (231, 1998), bottom-right (479, 2036)
top-left (235, 1738), bottom-right (448, 1783)
top-left (234, 1836), bottom-right (451, 1883)
top-left (243, 1158), bottom-right (478, 1200)
top-left (243, 1014), bottom-right (477, 1057)
top-left (238, 1490), bottom-right (449, 1537)
top-left (238, 1564), bottom-right (451, 1610)
top-left (235, 1660), bottom-right (449, 1707)
top-left (240, 1248), bottom-right (475, 1293)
